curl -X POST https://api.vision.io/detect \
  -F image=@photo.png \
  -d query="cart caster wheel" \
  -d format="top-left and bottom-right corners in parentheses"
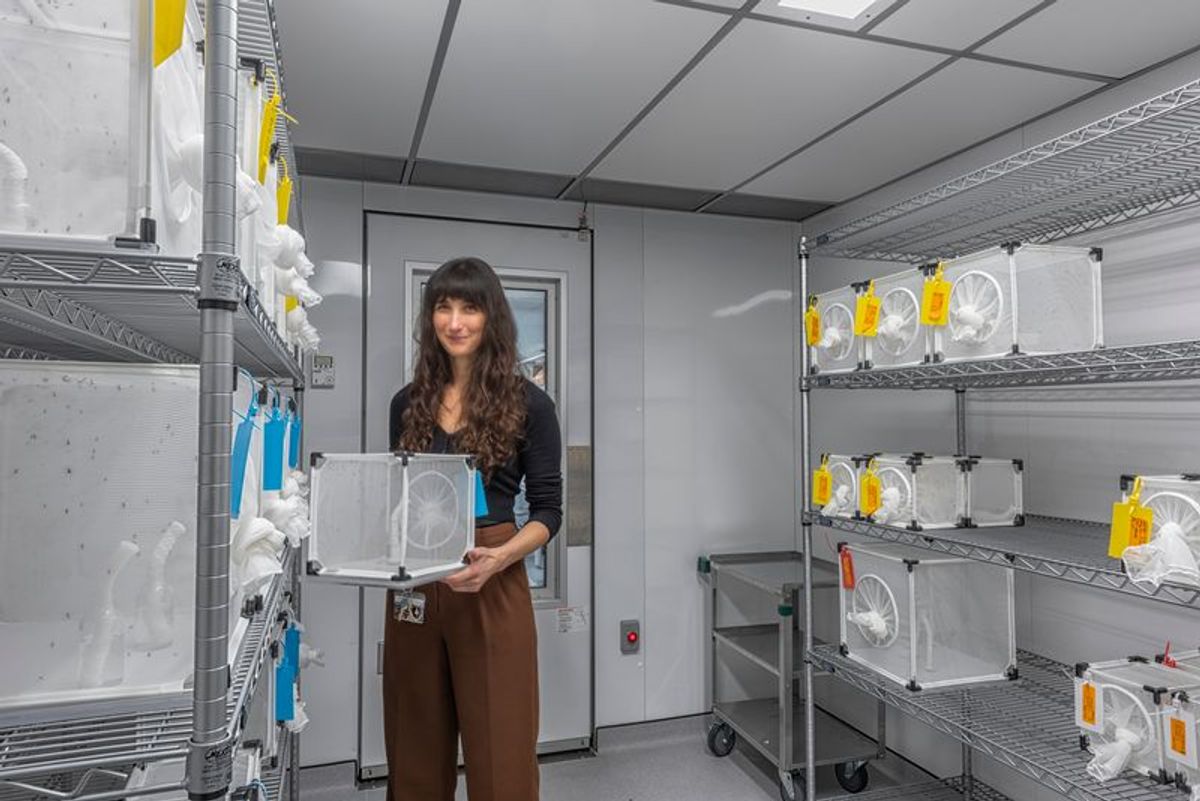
top-left (779, 771), bottom-right (805, 801)
top-left (706, 722), bottom-right (736, 757)
top-left (834, 761), bottom-right (870, 793)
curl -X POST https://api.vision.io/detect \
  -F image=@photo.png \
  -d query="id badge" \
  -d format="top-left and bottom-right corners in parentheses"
top-left (392, 590), bottom-right (426, 625)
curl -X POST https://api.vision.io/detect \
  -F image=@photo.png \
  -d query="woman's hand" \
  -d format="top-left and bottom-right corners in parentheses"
top-left (442, 546), bottom-right (510, 593)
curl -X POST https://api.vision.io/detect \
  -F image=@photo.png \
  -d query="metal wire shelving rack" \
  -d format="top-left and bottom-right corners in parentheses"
top-left (794, 75), bottom-right (1200, 801)
top-left (0, 1), bottom-right (305, 799)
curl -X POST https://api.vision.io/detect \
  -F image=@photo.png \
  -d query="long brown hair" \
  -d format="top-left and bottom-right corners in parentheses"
top-left (399, 257), bottom-right (526, 476)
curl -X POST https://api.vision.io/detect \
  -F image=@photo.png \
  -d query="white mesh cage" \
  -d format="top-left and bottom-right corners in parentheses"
top-left (0, 0), bottom-right (140, 239)
top-left (309, 453), bottom-right (476, 588)
top-left (0, 362), bottom-right (246, 714)
top-left (1159, 650), bottom-right (1200, 790)
top-left (869, 455), bottom-right (962, 530)
top-left (816, 454), bottom-right (858, 519)
top-left (1075, 659), bottom-right (1200, 784)
top-left (1012, 244), bottom-right (1103, 355)
top-left (840, 542), bottom-right (1015, 690)
top-left (964, 457), bottom-right (1024, 527)
top-left (863, 268), bottom-right (929, 369)
top-left (1120, 475), bottom-right (1200, 591)
top-left (810, 285), bottom-right (860, 374)
top-left (936, 248), bottom-right (1015, 361)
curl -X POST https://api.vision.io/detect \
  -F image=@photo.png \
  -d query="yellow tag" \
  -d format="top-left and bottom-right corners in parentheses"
top-left (1109, 476), bottom-right (1155, 559)
top-left (860, 460), bottom-right (882, 517)
top-left (1081, 682), bottom-right (1097, 726)
top-left (285, 296), bottom-right (300, 313)
top-left (854, 281), bottom-right (881, 337)
top-left (812, 456), bottom-right (832, 507)
top-left (152, 0), bottom-right (187, 67)
top-left (1172, 717), bottom-right (1189, 756)
top-left (921, 263), bottom-right (951, 326)
top-left (277, 157), bottom-right (293, 225)
top-left (804, 297), bottom-right (821, 347)
top-left (258, 93), bottom-right (282, 184)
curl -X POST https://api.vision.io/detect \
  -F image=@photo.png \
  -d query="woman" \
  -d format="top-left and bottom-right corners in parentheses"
top-left (383, 257), bottom-right (562, 801)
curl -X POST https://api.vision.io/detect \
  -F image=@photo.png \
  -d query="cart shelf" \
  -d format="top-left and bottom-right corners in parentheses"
top-left (808, 78), bottom-right (1200, 263)
top-left (808, 645), bottom-right (1183, 801)
top-left (713, 697), bottom-right (879, 770)
top-left (0, 244), bottom-right (302, 381)
top-left (0, 546), bottom-right (295, 788)
top-left (826, 777), bottom-right (1011, 801)
top-left (807, 512), bottom-right (1200, 608)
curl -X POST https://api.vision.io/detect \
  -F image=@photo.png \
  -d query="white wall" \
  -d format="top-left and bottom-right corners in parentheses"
top-left (296, 177), bottom-right (803, 765)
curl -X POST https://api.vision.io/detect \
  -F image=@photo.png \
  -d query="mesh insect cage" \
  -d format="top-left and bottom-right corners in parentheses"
top-left (1074, 658), bottom-right (1200, 785)
top-left (1153, 649), bottom-right (1200, 792)
top-left (809, 285), bottom-right (861, 374)
top-left (861, 268), bottom-right (929, 369)
top-left (860, 454), bottom-right (962, 531)
top-left (838, 542), bottom-right (1016, 690)
top-left (1116, 475), bottom-right (1200, 591)
top-left (933, 244), bottom-right (1103, 362)
top-left (308, 452), bottom-right (476, 589)
top-left (959, 457), bottom-right (1024, 527)
top-left (812, 454), bottom-right (860, 519)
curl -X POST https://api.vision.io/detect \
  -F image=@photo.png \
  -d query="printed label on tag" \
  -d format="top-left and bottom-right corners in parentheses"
top-left (921, 278), bottom-right (951, 326)
top-left (1076, 680), bottom-right (1103, 733)
top-left (805, 304), bottom-right (821, 347)
top-left (840, 548), bottom-right (855, 590)
top-left (393, 591), bottom-right (426, 625)
top-left (1130, 507), bottom-right (1153, 546)
top-left (1165, 711), bottom-right (1199, 769)
top-left (861, 471), bottom-right (882, 517)
top-left (855, 293), bottom-right (881, 337)
top-left (1109, 499), bottom-right (1154, 558)
top-left (812, 465), bottom-right (833, 507)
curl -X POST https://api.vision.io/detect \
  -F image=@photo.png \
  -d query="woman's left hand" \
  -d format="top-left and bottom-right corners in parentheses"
top-left (442, 547), bottom-right (509, 593)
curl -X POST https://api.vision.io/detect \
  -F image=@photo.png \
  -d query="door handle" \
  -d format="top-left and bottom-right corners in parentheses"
top-left (377, 641), bottom-right (384, 675)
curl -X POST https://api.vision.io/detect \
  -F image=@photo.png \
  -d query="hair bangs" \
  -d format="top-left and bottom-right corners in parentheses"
top-left (425, 258), bottom-right (491, 311)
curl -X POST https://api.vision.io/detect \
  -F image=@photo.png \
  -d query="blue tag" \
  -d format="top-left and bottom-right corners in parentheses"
top-left (230, 393), bottom-right (259, 518)
top-left (262, 406), bottom-right (286, 491)
top-left (474, 471), bottom-right (489, 518)
top-left (275, 624), bottom-right (301, 722)
top-left (288, 412), bottom-right (302, 469)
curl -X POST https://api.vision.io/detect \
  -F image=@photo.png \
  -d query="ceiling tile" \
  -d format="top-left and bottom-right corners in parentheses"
top-left (420, 0), bottom-right (725, 175)
top-left (977, 0), bottom-right (1200, 78)
top-left (744, 59), bottom-right (1100, 202)
top-left (592, 18), bottom-right (942, 190)
top-left (275, 0), bottom-right (447, 156)
top-left (870, 0), bottom-right (1043, 50)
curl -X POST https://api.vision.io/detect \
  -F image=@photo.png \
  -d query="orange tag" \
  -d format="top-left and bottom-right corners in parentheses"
top-left (1130, 512), bottom-right (1152, 546)
top-left (1173, 717), bottom-right (1188, 756)
top-left (860, 463), bottom-right (882, 517)
top-left (854, 282), bottom-right (881, 337)
top-left (1081, 682), bottom-right (1097, 726)
top-left (804, 298), bottom-right (821, 347)
top-left (840, 548), bottom-right (855, 590)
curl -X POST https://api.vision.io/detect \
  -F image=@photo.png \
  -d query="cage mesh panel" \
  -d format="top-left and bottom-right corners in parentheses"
top-left (941, 249), bottom-right (1014, 361)
top-left (310, 455), bottom-right (392, 572)
top-left (842, 544), bottom-right (915, 686)
top-left (914, 458), bottom-right (961, 529)
top-left (1014, 245), bottom-right (1101, 355)
top-left (0, 3), bottom-right (135, 238)
top-left (396, 456), bottom-right (474, 577)
top-left (971, 460), bottom-right (1022, 525)
top-left (812, 285), bottom-right (859, 374)
top-left (822, 455), bottom-right (859, 518)
top-left (869, 269), bottom-right (927, 368)
top-left (916, 558), bottom-right (1013, 686)
top-left (0, 362), bottom-right (246, 709)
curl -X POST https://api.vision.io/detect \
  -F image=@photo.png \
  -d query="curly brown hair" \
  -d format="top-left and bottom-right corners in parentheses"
top-left (399, 257), bottom-right (526, 476)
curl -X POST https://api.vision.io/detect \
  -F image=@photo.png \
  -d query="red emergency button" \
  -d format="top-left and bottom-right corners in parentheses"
top-left (626, 631), bottom-right (639, 644)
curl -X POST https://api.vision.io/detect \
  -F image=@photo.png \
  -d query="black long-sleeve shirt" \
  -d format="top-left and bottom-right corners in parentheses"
top-left (388, 380), bottom-right (563, 539)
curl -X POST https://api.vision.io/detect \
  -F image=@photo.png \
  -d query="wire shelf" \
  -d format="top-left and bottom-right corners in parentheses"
top-left (0, 244), bottom-right (302, 381)
top-left (810, 646), bottom-right (1180, 801)
top-left (826, 777), bottom-right (1010, 801)
top-left (809, 340), bottom-right (1200, 389)
top-left (808, 78), bottom-right (1200, 262)
top-left (260, 726), bottom-right (291, 800)
top-left (806, 513), bottom-right (1200, 608)
top-left (0, 547), bottom-right (294, 786)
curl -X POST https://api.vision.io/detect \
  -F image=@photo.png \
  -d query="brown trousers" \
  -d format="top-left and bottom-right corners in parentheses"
top-left (383, 523), bottom-right (540, 801)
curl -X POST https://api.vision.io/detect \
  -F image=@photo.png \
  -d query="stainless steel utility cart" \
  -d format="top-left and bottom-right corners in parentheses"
top-left (700, 551), bottom-right (885, 801)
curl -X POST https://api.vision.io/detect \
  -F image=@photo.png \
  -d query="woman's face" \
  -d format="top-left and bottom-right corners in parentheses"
top-left (432, 295), bottom-right (486, 360)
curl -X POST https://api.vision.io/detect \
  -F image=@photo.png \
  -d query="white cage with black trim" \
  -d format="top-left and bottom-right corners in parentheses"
top-left (0, 0), bottom-right (214, 256)
top-left (0, 361), bottom-right (252, 719)
top-left (1118, 474), bottom-right (1200, 591)
top-left (861, 267), bottom-right (930, 369)
top-left (307, 452), bottom-right (477, 589)
top-left (864, 453), bottom-right (962, 531)
top-left (1073, 657), bottom-right (1200, 786)
top-left (809, 284), bottom-right (862, 374)
top-left (838, 542), bottom-right (1016, 691)
top-left (1151, 648), bottom-right (1200, 794)
top-left (813, 453), bottom-right (860, 519)
top-left (931, 243), bottom-right (1104, 362)
top-left (958, 456), bottom-right (1024, 528)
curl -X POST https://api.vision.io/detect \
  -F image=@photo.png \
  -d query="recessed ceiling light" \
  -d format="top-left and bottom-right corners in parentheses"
top-left (777, 0), bottom-right (879, 19)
